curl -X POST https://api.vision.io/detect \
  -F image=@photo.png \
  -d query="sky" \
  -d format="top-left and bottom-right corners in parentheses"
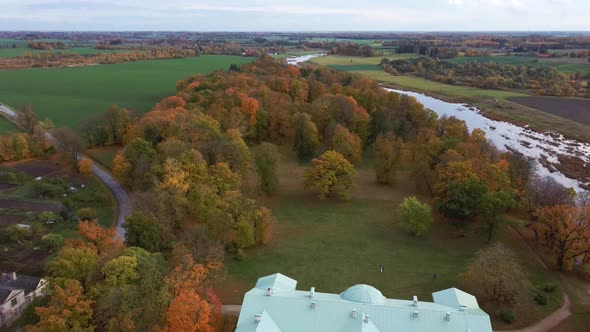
top-left (0, 0), bottom-right (588, 31)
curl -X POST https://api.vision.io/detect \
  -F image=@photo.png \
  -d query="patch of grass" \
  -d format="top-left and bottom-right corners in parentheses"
top-left (353, 70), bottom-right (526, 99)
top-left (0, 55), bottom-right (254, 133)
top-left (0, 116), bottom-right (19, 133)
top-left (309, 54), bottom-right (419, 67)
top-left (219, 154), bottom-right (560, 329)
top-left (86, 147), bottom-right (121, 170)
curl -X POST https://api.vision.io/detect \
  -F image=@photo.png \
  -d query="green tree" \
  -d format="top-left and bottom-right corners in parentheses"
top-left (101, 255), bottom-right (139, 286)
top-left (48, 246), bottom-right (98, 286)
top-left (293, 113), bottom-right (319, 161)
top-left (481, 191), bottom-right (516, 243)
top-left (254, 142), bottom-right (279, 196)
top-left (123, 212), bottom-right (162, 252)
top-left (304, 151), bottom-right (356, 200)
top-left (399, 196), bottom-right (434, 236)
top-left (438, 177), bottom-right (488, 222)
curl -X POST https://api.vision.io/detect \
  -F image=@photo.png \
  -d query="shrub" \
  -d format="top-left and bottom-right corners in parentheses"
top-left (76, 207), bottom-right (97, 221)
top-left (541, 283), bottom-right (557, 293)
top-left (534, 292), bottom-right (548, 305)
top-left (41, 233), bottom-right (64, 251)
top-left (78, 159), bottom-right (94, 176)
top-left (499, 308), bottom-right (516, 323)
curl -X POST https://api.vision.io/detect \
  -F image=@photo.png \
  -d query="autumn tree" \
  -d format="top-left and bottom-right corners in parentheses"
top-left (78, 220), bottom-right (123, 255)
top-left (27, 279), bottom-right (94, 332)
top-left (293, 112), bottom-right (319, 161)
top-left (304, 151), bottom-right (356, 200)
top-left (48, 246), bottom-right (98, 288)
top-left (78, 159), bottom-right (93, 176)
top-left (254, 142), bottom-right (279, 196)
top-left (104, 106), bottom-right (132, 145)
top-left (374, 133), bottom-right (403, 185)
top-left (328, 124), bottom-right (362, 165)
top-left (161, 254), bottom-right (222, 332)
top-left (507, 153), bottom-right (535, 195)
top-left (398, 196), bottom-right (434, 236)
top-left (534, 205), bottom-right (590, 271)
top-left (463, 243), bottom-right (529, 307)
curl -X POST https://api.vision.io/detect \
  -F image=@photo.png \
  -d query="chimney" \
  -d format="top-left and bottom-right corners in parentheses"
top-left (413, 310), bottom-right (419, 318)
top-left (412, 295), bottom-right (418, 307)
top-left (364, 314), bottom-right (370, 323)
top-left (445, 312), bottom-right (451, 321)
top-left (459, 305), bottom-right (467, 312)
top-left (12, 272), bottom-right (17, 280)
top-left (310, 301), bottom-right (316, 309)
top-left (310, 287), bottom-right (315, 298)
top-left (351, 309), bottom-right (357, 318)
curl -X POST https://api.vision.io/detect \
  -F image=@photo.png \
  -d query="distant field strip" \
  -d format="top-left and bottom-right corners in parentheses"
top-left (508, 96), bottom-right (590, 126)
top-left (0, 55), bottom-right (253, 133)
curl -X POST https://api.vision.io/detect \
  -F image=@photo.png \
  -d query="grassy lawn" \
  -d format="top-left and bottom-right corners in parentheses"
top-left (0, 55), bottom-right (254, 133)
top-left (0, 116), bottom-right (19, 133)
top-left (310, 54), bottom-right (419, 67)
top-left (218, 152), bottom-right (560, 328)
top-left (86, 147), bottom-right (121, 170)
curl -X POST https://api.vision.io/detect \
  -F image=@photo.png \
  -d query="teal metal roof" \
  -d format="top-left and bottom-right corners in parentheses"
top-left (340, 285), bottom-right (386, 305)
top-left (255, 273), bottom-right (297, 292)
top-left (236, 273), bottom-right (493, 332)
top-left (236, 310), bottom-right (282, 332)
top-left (432, 288), bottom-right (480, 310)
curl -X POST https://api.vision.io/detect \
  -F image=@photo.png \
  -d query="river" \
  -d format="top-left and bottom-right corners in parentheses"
top-left (286, 54), bottom-right (590, 191)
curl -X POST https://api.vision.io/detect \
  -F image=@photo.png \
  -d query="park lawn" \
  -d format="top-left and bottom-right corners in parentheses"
top-left (0, 55), bottom-right (254, 133)
top-left (219, 152), bottom-right (560, 328)
top-left (86, 147), bottom-right (121, 170)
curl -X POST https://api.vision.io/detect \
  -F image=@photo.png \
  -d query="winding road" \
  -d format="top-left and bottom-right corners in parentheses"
top-left (0, 103), bottom-right (129, 238)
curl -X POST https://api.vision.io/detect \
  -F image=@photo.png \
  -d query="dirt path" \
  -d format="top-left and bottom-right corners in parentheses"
top-left (0, 103), bottom-right (129, 238)
top-left (221, 305), bottom-right (242, 316)
top-left (496, 294), bottom-right (571, 332)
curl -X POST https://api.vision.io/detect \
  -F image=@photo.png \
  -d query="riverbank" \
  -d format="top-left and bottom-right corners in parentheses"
top-left (308, 55), bottom-right (590, 144)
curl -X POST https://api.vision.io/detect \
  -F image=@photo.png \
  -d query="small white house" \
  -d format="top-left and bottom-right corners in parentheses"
top-left (0, 273), bottom-right (47, 327)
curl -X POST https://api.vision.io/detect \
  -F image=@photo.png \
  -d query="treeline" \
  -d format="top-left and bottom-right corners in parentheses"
top-left (27, 41), bottom-right (67, 50)
top-left (331, 44), bottom-right (374, 57)
top-left (0, 48), bottom-right (199, 70)
top-left (380, 57), bottom-right (589, 97)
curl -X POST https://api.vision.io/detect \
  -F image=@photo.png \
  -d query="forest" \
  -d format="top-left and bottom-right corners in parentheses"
top-left (13, 55), bottom-right (586, 331)
top-left (380, 57), bottom-right (590, 97)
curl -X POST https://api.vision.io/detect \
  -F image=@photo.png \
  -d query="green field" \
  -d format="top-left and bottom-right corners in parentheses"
top-left (0, 47), bottom-right (131, 58)
top-left (0, 55), bottom-right (253, 132)
top-left (219, 154), bottom-right (560, 328)
top-left (448, 55), bottom-right (590, 75)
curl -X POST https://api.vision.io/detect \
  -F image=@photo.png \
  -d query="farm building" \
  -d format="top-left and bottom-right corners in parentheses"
top-left (235, 273), bottom-right (492, 332)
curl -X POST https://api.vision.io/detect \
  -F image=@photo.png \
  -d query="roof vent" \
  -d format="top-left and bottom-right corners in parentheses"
top-left (254, 314), bottom-right (262, 322)
top-left (364, 314), bottom-right (370, 323)
top-left (310, 301), bottom-right (316, 309)
top-left (413, 310), bottom-right (419, 318)
top-left (310, 287), bottom-right (315, 298)
top-left (460, 305), bottom-right (467, 312)
top-left (445, 312), bottom-right (451, 321)
top-left (351, 309), bottom-right (357, 318)
top-left (413, 295), bottom-right (418, 307)
top-left (266, 288), bottom-right (273, 296)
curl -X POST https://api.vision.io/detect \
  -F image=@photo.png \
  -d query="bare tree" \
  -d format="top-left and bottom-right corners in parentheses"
top-left (17, 104), bottom-right (38, 134)
top-left (52, 128), bottom-right (84, 170)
